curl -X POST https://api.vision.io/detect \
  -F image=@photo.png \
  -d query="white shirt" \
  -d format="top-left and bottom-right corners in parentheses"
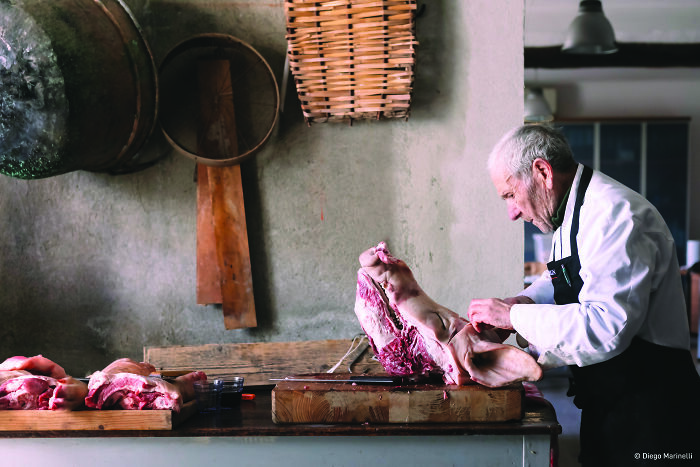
top-left (511, 164), bottom-right (690, 369)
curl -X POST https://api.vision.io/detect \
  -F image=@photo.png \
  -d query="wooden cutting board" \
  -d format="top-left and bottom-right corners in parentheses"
top-left (271, 374), bottom-right (523, 424)
top-left (0, 401), bottom-right (197, 431)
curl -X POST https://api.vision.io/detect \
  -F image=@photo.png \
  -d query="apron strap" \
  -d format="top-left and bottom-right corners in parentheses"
top-left (569, 165), bottom-right (593, 257)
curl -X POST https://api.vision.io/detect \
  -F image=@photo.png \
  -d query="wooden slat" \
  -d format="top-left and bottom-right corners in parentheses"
top-left (197, 59), bottom-right (256, 329)
top-left (144, 339), bottom-right (383, 386)
top-left (196, 164), bottom-right (223, 305)
top-left (207, 164), bottom-right (257, 330)
top-left (0, 401), bottom-right (197, 431)
top-left (525, 43), bottom-right (700, 69)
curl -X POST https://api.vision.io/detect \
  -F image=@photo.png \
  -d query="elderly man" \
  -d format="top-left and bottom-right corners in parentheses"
top-left (468, 124), bottom-right (700, 466)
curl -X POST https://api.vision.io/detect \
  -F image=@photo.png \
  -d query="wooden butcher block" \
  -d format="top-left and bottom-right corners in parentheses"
top-left (0, 401), bottom-right (197, 431)
top-left (271, 374), bottom-right (523, 424)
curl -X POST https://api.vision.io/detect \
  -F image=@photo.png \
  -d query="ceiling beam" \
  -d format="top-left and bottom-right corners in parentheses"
top-left (525, 43), bottom-right (700, 68)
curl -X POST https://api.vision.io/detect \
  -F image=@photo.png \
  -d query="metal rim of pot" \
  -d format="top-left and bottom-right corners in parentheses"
top-left (158, 33), bottom-right (280, 167)
top-left (99, 0), bottom-right (160, 175)
top-left (0, 0), bottom-right (159, 178)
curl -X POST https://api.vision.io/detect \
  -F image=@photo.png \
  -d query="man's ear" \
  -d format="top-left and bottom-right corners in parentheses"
top-left (532, 158), bottom-right (554, 190)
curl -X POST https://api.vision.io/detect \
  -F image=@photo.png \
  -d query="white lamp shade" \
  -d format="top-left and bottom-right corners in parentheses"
top-left (562, 0), bottom-right (618, 54)
top-left (524, 88), bottom-right (554, 123)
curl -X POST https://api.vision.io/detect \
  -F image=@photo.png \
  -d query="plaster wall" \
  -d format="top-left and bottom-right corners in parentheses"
top-left (0, 0), bottom-right (524, 376)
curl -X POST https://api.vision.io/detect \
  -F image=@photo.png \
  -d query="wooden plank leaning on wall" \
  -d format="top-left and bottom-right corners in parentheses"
top-left (144, 339), bottom-right (383, 386)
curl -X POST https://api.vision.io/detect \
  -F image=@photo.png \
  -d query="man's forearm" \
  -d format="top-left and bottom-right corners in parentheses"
top-left (504, 296), bottom-right (535, 306)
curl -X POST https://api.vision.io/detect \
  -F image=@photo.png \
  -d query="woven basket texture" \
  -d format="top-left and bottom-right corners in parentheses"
top-left (285, 0), bottom-right (418, 124)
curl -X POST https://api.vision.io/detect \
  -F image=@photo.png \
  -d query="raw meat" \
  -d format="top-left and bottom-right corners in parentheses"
top-left (354, 242), bottom-right (542, 387)
top-left (0, 354), bottom-right (67, 378)
top-left (50, 376), bottom-right (90, 410)
top-left (0, 355), bottom-right (88, 410)
top-left (85, 358), bottom-right (206, 412)
top-left (0, 371), bottom-right (56, 409)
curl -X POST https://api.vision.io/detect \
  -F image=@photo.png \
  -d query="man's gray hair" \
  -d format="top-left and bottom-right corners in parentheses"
top-left (488, 124), bottom-right (577, 180)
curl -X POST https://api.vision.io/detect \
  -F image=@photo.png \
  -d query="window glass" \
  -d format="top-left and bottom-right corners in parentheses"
top-left (599, 123), bottom-right (641, 192)
top-left (559, 124), bottom-right (594, 168)
top-left (647, 122), bottom-right (689, 263)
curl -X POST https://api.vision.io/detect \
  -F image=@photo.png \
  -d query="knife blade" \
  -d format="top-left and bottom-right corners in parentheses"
top-left (270, 375), bottom-right (399, 384)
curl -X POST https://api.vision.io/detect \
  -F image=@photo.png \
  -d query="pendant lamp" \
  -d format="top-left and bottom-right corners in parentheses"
top-left (524, 88), bottom-right (554, 123)
top-left (562, 0), bottom-right (617, 54)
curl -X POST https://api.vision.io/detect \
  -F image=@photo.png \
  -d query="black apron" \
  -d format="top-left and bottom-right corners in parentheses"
top-left (546, 166), bottom-right (700, 467)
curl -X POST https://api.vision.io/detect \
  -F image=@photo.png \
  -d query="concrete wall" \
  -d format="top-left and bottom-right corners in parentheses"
top-left (0, 0), bottom-right (524, 377)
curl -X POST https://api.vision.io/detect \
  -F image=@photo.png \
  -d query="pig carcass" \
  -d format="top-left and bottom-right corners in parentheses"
top-left (354, 242), bottom-right (542, 387)
top-left (0, 355), bottom-right (88, 410)
top-left (85, 358), bottom-right (206, 412)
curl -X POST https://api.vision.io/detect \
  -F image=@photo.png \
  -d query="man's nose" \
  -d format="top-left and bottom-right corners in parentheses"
top-left (507, 202), bottom-right (521, 221)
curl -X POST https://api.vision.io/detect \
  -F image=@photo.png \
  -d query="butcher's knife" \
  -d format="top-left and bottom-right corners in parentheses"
top-left (271, 375), bottom-right (439, 385)
top-left (271, 375), bottom-right (396, 384)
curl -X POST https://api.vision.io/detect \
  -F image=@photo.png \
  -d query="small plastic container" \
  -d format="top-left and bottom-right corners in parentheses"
top-left (220, 377), bottom-right (244, 408)
top-left (194, 379), bottom-right (223, 413)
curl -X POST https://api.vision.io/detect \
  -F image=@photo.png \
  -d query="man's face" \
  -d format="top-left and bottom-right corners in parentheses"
top-left (491, 164), bottom-right (556, 233)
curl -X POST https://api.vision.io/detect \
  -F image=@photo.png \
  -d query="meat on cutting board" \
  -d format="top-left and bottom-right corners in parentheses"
top-left (0, 355), bottom-right (88, 410)
top-left (85, 358), bottom-right (206, 412)
top-left (355, 242), bottom-right (543, 387)
top-left (0, 354), bottom-right (67, 378)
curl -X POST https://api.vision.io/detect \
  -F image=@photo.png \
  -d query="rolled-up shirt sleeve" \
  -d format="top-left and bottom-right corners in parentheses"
top-left (518, 270), bottom-right (555, 304)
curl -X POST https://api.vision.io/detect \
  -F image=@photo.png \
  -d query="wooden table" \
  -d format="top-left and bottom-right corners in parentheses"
top-left (0, 386), bottom-right (561, 467)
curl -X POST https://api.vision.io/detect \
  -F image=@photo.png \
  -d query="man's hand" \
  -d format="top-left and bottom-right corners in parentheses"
top-left (467, 298), bottom-right (513, 333)
top-left (467, 296), bottom-right (534, 333)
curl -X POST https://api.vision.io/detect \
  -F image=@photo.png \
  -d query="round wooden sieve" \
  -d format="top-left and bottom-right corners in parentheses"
top-left (158, 34), bottom-right (279, 166)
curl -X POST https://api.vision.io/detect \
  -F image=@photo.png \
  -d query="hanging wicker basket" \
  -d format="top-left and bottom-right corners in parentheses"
top-left (284, 0), bottom-right (418, 124)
